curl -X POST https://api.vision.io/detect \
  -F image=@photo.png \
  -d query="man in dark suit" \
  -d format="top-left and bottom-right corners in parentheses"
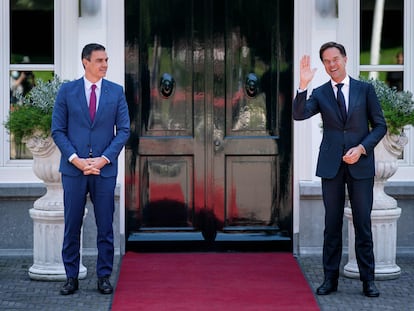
top-left (52, 43), bottom-right (130, 295)
top-left (293, 42), bottom-right (386, 297)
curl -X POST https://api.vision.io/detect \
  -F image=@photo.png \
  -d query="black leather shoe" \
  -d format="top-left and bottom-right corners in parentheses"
top-left (60, 277), bottom-right (79, 295)
top-left (316, 279), bottom-right (338, 295)
top-left (363, 281), bottom-right (380, 297)
top-left (98, 277), bottom-right (113, 294)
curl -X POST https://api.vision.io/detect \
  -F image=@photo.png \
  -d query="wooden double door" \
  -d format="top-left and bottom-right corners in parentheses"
top-left (125, 0), bottom-right (293, 243)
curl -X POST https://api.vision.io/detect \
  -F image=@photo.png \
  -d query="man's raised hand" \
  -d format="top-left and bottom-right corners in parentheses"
top-left (299, 55), bottom-right (317, 90)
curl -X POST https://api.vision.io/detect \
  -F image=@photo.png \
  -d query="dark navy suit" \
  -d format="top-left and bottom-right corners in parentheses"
top-left (293, 77), bottom-right (386, 281)
top-left (52, 78), bottom-right (130, 279)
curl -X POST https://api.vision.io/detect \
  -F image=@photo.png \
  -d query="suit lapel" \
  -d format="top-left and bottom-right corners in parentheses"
top-left (75, 78), bottom-right (91, 122)
top-left (95, 79), bottom-right (110, 122)
top-left (347, 78), bottom-right (359, 119)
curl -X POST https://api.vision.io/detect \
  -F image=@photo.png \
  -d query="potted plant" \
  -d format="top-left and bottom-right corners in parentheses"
top-left (4, 74), bottom-right (86, 281)
top-left (4, 74), bottom-right (64, 146)
top-left (364, 77), bottom-right (414, 135)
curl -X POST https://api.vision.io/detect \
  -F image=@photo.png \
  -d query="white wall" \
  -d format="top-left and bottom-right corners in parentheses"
top-left (293, 0), bottom-right (342, 243)
top-left (1, 0), bottom-right (128, 237)
top-left (75, 0), bottom-right (127, 239)
top-left (293, 0), bottom-right (356, 253)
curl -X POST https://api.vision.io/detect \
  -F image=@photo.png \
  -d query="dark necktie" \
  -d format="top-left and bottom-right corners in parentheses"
top-left (336, 83), bottom-right (347, 121)
top-left (89, 84), bottom-right (97, 122)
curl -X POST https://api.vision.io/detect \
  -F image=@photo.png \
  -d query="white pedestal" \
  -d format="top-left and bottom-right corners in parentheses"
top-left (343, 207), bottom-right (401, 280)
top-left (28, 208), bottom-right (87, 281)
top-left (26, 136), bottom-right (87, 281)
top-left (344, 132), bottom-right (406, 281)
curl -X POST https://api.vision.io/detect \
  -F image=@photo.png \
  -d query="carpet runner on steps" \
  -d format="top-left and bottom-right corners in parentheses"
top-left (111, 252), bottom-right (319, 311)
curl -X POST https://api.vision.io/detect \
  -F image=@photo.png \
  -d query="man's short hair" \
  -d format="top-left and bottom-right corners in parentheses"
top-left (319, 42), bottom-right (347, 61)
top-left (81, 43), bottom-right (106, 61)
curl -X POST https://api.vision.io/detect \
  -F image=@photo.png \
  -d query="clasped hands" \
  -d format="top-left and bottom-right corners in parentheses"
top-left (343, 145), bottom-right (365, 165)
top-left (72, 157), bottom-right (108, 175)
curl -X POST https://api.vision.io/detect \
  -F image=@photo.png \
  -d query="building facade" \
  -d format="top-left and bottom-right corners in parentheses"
top-left (1, 0), bottom-right (413, 255)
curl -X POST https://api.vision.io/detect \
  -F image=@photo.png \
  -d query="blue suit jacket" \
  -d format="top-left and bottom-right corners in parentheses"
top-left (51, 78), bottom-right (130, 177)
top-left (293, 77), bottom-right (387, 179)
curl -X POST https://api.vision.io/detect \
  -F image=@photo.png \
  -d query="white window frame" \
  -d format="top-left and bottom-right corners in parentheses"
top-left (7, 2), bottom-right (56, 165)
top-left (355, 0), bottom-right (414, 178)
top-left (0, 0), bottom-right (57, 182)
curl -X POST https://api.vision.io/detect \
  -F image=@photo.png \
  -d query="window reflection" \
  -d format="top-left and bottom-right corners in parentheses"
top-left (9, 66), bottom-right (36, 160)
top-left (10, 59), bottom-right (35, 103)
top-left (225, 21), bottom-right (274, 136)
top-left (386, 51), bottom-right (404, 91)
top-left (9, 71), bottom-right (54, 160)
top-left (360, 0), bottom-right (403, 66)
top-left (10, 0), bottom-right (54, 64)
top-left (232, 73), bottom-right (267, 131)
top-left (9, 0), bottom-right (54, 160)
top-left (9, 67), bottom-right (33, 159)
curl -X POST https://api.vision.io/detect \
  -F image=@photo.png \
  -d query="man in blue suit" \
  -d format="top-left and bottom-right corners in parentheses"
top-left (293, 42), bottom-right (386, 297)
top-left (52, 43), bottom-right (130, 295)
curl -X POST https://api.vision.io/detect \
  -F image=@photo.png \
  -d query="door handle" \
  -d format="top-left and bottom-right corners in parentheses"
top-left (245, 73), bottom-right (259, 98)
top-left (159, 73), bottom-right (175, 98)
top-left (214, 139), bottom-right (223, 152)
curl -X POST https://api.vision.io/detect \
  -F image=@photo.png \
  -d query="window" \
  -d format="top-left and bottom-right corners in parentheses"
top-left (359, 0), bottom-right (403, 84)
top-left (359, 0), bottom-right (412, 165)
top-left (8, 0), bottom-right (54, 160)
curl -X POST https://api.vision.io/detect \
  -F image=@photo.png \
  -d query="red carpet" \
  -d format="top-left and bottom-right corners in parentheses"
top-left (111, 252), bottom-right (319, 311)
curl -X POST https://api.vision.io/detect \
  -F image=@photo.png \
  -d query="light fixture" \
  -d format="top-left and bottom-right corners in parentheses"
top-left (315, 0), bottom-right (337, 18)
top-left (80, 0), bottom-right (101, 17)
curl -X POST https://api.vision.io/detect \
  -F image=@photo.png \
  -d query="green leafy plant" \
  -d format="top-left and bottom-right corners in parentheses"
top-left (4, 75), bottom-right (64, 145)
top-left (363, 77), bottom-right (414, 135)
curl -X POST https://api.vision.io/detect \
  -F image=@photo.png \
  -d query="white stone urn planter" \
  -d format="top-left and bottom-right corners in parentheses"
top-left (344, 132), bottom-right (407, 280)
top-left (26, 134), bottom-right (87, 281)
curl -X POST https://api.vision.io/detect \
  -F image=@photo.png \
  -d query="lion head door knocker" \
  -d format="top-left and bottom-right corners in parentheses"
top-left (159, 73), bottom-right (175, 98)
top-left (244, 73), bottom-right (260, 98)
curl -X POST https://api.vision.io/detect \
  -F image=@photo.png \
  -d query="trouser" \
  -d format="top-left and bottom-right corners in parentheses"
top-left (321, 163), bottom-right (375, 282)
top-left (62, 174), bottom-right (116, 278)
